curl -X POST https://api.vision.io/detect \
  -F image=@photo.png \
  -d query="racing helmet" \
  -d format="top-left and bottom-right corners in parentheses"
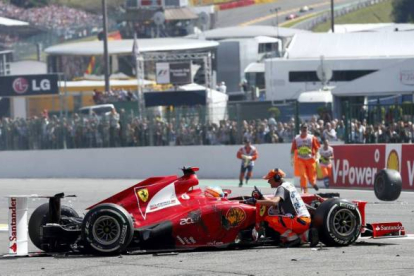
top-left (205, 186), bottom-right (224, 198)
top-left (263, 168), bottom-right (286, 182)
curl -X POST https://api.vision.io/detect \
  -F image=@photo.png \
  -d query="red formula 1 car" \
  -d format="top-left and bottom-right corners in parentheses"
top-left (28, 167), bottom-right (406, 255)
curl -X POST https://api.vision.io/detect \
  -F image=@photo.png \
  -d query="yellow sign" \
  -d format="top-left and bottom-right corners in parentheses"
top-left (226, 207), bottom-right (246, 227)
top-left (387, 150), bottom-right (399, 171)
top-left (137, 188), bottom-right (149, 202)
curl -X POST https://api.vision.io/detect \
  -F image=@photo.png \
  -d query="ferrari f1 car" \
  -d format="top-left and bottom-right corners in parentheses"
top-left (28, 167), bottom-right (406, 255)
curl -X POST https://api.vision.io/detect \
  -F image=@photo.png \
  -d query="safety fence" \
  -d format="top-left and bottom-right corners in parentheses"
top-left (0, 102), bottom-right (296, 151)
top-left (293, 0), bottom-right (391, 31)
top-left (2, 98), bottom-right (414, 151)
top-left (341, 101), bottom-right (414, 144)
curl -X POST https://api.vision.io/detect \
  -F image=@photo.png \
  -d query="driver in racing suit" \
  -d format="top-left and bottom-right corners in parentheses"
top-left (247, 168), bottom-right (319, 247)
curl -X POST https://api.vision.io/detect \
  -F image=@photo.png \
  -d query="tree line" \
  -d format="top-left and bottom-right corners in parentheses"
top-left (392, 0), bottom-right (414, 23)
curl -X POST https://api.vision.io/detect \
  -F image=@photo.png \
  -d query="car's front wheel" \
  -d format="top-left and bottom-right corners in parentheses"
top-left (313, 198), bottom-right (361, 246)
top-left (82, 203), bottom-right (134, 255)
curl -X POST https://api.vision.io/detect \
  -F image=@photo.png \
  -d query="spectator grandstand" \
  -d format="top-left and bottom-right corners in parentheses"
top-left (1, 109), bottom-right (413, 151)
top-left (0, 3), bottom-right (102, 36)
top-left (0, 2), bottom-right (112, 59)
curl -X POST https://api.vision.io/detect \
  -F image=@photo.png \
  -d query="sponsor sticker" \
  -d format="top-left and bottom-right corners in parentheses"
top-left (137, 188), bottom-right (149, 202)
top-left (9, 197), bottom-right (17, 253)
top-left (226, 207), bottom-right (246, 227)
top-left (259, 206), bottom-right (266, 217)
top-left (9, 243), bottom-right (17, 253)
top-left (135, 182), bottom-right (180, 220)
top-left (207, 241), bottom-right (224, 246)
top-left (375, 225), bottom-right (404, 231)
top-left (120, 225), bottom-right (128, 244)
top-left (177, 236), bottom-right (196, 245)
top-left (339, 202), bottom-right (356, 210)
top-left (180, 218), bottom-right (195, 225)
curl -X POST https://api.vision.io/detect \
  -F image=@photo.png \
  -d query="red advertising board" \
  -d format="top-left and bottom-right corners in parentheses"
top-left (400, 144), bottom-right (414, 190)
top-left (331, 144), bottom-right (414, 191)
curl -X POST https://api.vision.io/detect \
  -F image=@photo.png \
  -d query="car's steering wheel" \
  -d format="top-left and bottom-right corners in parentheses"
top-left (252, 186), bottom-right (264, 199)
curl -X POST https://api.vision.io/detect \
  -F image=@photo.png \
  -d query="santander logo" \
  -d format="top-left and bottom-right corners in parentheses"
top-left (9, 197), bottom-right (17, 253)
top-left (9, 243), bottom-right (17, 253)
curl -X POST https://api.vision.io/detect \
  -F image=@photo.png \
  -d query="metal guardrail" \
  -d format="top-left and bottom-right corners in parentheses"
top-left (293, 0), bottom-right (390, 31)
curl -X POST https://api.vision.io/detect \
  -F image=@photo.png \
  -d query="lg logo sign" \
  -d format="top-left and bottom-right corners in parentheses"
top-left (12, 77), bottom-right (51, 94)
top-left (12, 78), bottom-right (28, 94)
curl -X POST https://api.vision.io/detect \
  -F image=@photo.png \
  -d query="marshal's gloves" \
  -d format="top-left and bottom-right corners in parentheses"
top-left (243, 198), bottom-right (257, 205)
top-left (242, 155), bottom-right (252, 160)
top-left (242, 155), bottom-right (252, 167)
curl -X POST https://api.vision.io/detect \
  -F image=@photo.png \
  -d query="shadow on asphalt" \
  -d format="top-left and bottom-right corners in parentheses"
top-left (354, 241), bottom-right (398, 246)
top-left (1, 240), bottom-right (398, 260)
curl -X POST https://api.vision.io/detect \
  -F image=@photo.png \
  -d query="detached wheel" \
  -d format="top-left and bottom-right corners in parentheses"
top-left (82, 203), bottom-right (134, 255)
top-left (314, 198), bottom-right (361, 246)
top-left (28, 203), bottom-right (79, 251)
top-left (374, 169), bottom-right (402, 201)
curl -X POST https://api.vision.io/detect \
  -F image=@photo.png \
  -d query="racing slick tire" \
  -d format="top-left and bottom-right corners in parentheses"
top-left (374, 169), bottom-right (402, 201)
top-left (313, 198), bottom-right (361, 246)
top-left (82, 203), bottom-right (134, 255)
top-left (28, 203), bottom-right (79, 252)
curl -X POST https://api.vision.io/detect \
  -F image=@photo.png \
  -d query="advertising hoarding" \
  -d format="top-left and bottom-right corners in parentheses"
top-left (0, 74), bottom-right (59, 97)
top-left (156, 62), bottom-right (192, 85)
top-left (330, 144), bottom-right (414, 190)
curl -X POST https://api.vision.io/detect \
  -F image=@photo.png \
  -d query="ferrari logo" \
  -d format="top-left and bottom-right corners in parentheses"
top-left (260, 206), bottom-right (266, 217)
top-left (137, 188), bottom-right (149, 202)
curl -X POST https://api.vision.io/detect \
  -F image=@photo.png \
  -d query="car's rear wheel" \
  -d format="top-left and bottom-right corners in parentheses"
top-left (374, 169), bottom-right (402, 201)
top-left (28, 203), bottom-right (79, 252)
top-left (313, 198), bottom-right (361, 246)
top-left (82, 203), bottom-right (134, 255)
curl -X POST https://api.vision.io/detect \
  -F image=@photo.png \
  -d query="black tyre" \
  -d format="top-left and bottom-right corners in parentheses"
top-left (82, 203), bottom-right (134, 254)
top-left (313, 198), bottom-right (361, 246)
top-left (28, 203), bottom-right (79, 251)
top-left (374, 169), bottom-right (402, 201)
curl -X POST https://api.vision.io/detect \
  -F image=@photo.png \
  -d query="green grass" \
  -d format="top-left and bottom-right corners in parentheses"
top-left (313, 0), bottom-right (394, 32)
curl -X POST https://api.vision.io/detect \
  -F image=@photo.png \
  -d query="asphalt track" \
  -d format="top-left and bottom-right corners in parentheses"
top-left (217, 0), bottom-right (361, 27)
top-left (1, 178), bottom-right (414, 276)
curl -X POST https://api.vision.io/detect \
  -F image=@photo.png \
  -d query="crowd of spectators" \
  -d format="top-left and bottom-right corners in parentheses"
top-left (1, 109), bottom-right (414, 151)
top-left (0, 3), bottom-right (102, 38)
top-left (0, 33), bottom-right (19, 48)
